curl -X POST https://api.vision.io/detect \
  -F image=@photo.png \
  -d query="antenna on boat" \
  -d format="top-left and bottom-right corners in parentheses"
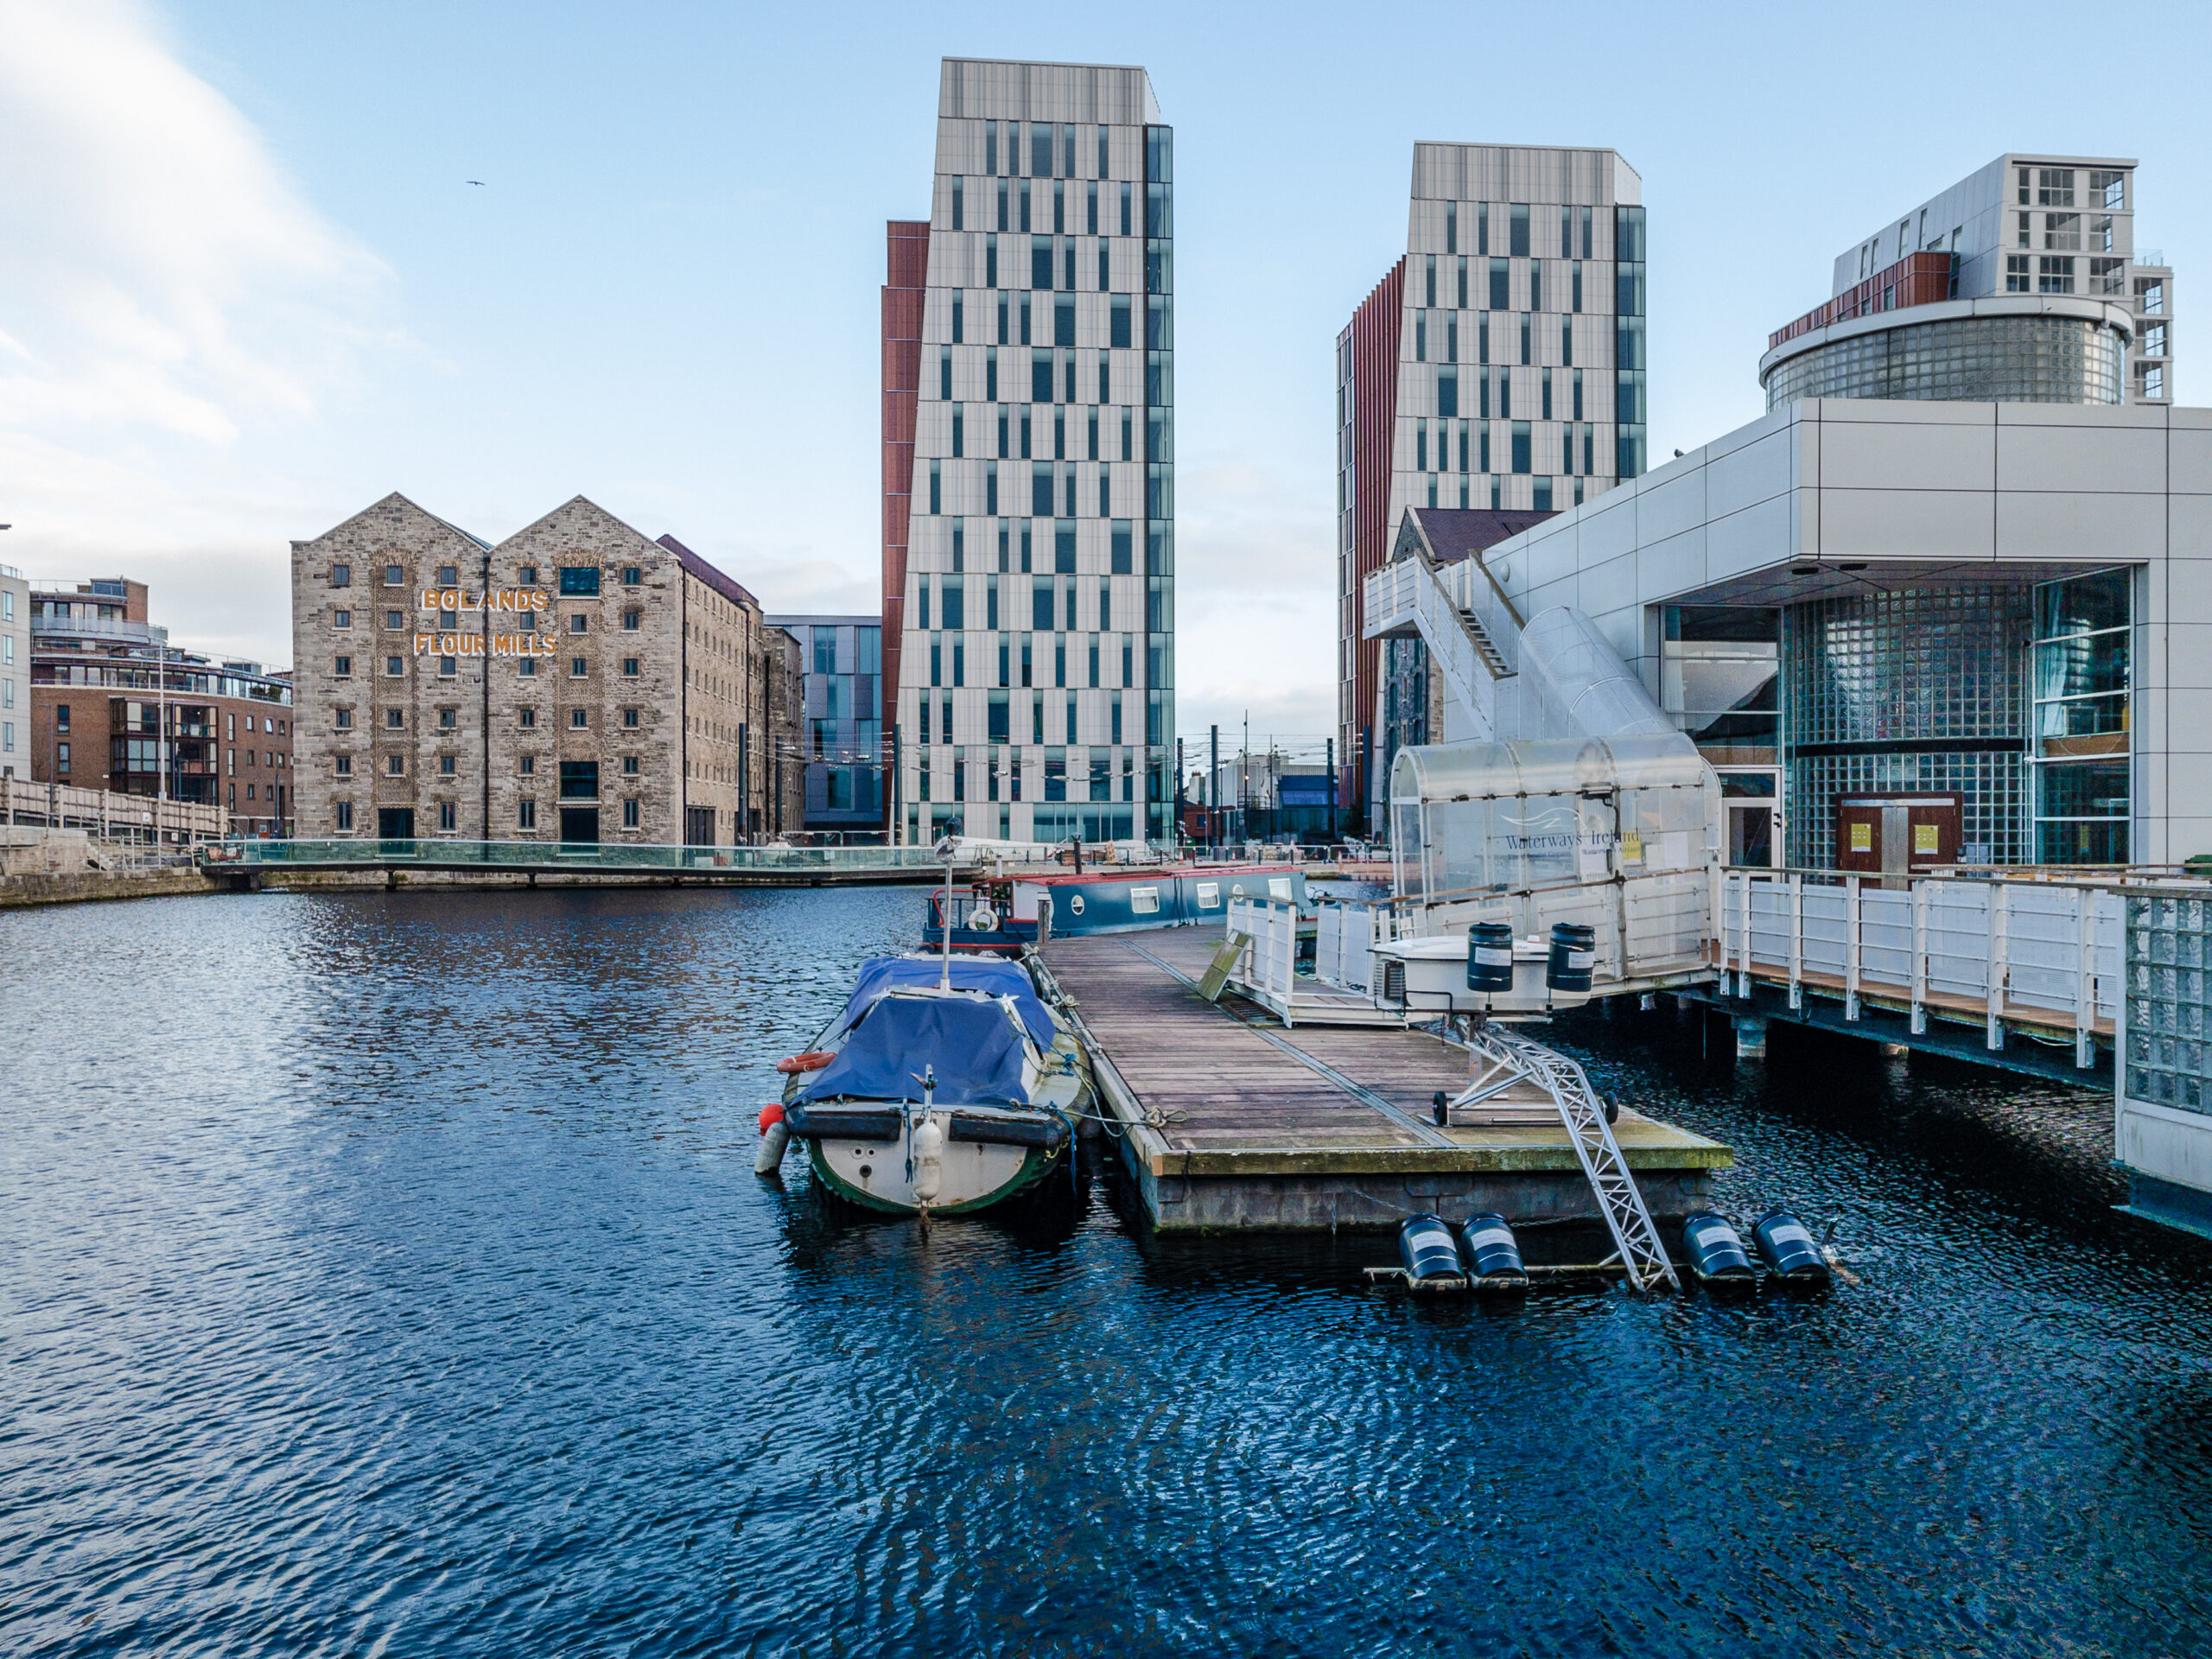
top-left (933, 835), bottom-right (958, 989)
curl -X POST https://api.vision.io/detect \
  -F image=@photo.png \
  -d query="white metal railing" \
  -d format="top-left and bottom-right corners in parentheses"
top-left (1714, 868), bottom-right (2123, 1066)
top-left (1314, 900), bottom-right (1418, 993)
top-left (1226, 897), bottom-right (1300, 1009)
top-left (2, 777), bottom-right (228, 844)
top-left (1437, 554), bottom-right (1524, 675)
top-left (1362, 556), bottom-right (1503, 739)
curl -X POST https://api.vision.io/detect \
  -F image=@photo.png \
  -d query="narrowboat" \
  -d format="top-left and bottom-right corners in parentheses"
top-left (925, 863), bottom-right (1310, 950)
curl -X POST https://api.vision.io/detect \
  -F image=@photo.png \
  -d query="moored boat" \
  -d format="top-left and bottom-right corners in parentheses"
top-left (773, 957), bottom-right (1091, 1216)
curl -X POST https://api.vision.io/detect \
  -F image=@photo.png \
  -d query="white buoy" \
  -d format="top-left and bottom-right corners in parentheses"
top-left (754, 1105), bottom-right (790, 1175)
top-left (912, 1113), bottom-right (944, 1205)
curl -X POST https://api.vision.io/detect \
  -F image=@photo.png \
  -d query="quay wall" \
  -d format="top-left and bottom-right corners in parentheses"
top-left (0, 868), bottom-right (221, 909)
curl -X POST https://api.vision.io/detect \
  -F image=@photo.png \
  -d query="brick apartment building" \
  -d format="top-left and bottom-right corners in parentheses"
top-left (29, 576), bottom-right (296, 836)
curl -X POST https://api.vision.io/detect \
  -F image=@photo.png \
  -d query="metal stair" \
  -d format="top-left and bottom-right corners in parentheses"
top-left (1449, 1024), bottom-right (1680, 1292)
top-left (1362, 545), bottom-right (1525, 741)
top-left (1456, 603), bottom-right (1513, 677)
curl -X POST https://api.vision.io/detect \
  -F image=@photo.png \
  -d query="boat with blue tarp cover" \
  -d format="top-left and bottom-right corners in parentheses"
top-left (772, 955), bottom-right (1092, 1215)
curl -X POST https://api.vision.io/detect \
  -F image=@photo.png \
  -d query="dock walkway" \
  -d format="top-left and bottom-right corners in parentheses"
top-left (1039, 926), bottom-right (1730, 1233)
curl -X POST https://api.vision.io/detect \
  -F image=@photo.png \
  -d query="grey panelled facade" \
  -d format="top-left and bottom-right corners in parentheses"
top-left (893, 58), bottom-right (1175, 846)
top-left (1823, 153), bottom-right (2176, 404)
top-left (766, 613), bottom-right (886, 836)
top-left (291, 494), bottom-right (804, 846)
top-left (1437, 399), bottom-right (2212, 871)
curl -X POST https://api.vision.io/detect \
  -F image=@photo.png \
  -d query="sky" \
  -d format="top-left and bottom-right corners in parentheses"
top-left (3, 0), bottom-right (2208, 756)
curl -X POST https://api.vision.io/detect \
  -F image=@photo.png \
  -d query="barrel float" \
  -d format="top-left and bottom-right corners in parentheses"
top-left (1681, 1211), bottom-right (1756, 1283)
top-left (1397, 1214), bottom-right (1465, 1288)
top-left (1751, 1206), bottom-right (1832, 1285)
top-left (1466, 920), bottom-right (1515, 994)
top-left (1455, 1212), bottom-right (1529, 1289)
top-left (1546, 923), bottom-right (1597, 994)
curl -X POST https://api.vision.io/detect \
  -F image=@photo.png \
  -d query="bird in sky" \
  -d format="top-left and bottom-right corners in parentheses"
top-left (466, 179), bottom-right (486, 186)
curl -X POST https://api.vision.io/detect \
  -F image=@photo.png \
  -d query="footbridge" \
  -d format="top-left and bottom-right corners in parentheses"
top-left (201, 838), bottom-right (969, 887)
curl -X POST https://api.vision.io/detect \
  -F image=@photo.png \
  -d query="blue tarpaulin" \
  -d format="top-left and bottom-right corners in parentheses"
top-left (796, 993), bottom-right (1031, 1108)
top-left (834, 957), bottom-right (1056, 1047)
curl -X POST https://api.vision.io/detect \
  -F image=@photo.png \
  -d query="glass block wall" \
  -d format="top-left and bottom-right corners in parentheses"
top-left (2125, 893), bottom-right (2212, 1116)
top-left (1764, 314), bottom-right (2124, 409)
top-left (1783, 584), bottom-right (2032, 867)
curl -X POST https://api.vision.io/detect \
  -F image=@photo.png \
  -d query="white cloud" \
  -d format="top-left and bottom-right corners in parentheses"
top-left (1173, 459), bottom-right (1338, 741)
top-left (0, 0), bottom-right (397, 653)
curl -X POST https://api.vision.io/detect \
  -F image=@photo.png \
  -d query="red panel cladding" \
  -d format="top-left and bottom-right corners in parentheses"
top-left (1769, 251), bottom-right (1957, 348)
top-left (1341, 257), bottom-right (1404, 816)
top-left (880, 219), bottom-right (929, 836)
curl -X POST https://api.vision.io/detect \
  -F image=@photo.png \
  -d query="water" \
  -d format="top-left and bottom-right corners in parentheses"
top-left (4, 887), bottom-right (2212, 1657)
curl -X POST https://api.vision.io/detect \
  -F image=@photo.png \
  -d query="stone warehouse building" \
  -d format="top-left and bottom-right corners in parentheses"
top-left (290, 495), bottom-right (804, 844)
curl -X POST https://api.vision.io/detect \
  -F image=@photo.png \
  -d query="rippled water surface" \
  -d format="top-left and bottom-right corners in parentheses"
top-left (5, 887), bottom-right (2212, 1657)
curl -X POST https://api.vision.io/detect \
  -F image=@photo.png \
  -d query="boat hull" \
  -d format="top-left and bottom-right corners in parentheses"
top-left (802, 1128), bottom-right (1065, 1215)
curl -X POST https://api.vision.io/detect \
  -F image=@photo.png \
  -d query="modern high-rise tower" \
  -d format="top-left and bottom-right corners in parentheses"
top-left (1336, 144), bottom-right (1644, 824)
top-left (882, 58), bottom-right (1173, 846)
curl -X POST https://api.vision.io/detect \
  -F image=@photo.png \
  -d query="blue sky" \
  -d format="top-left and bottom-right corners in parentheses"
top-left (3, 0), bottom-right (2206, 749)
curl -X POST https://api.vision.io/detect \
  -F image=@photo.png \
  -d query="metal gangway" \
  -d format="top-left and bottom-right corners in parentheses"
top-left (1441, 1022), bottom-right (1680, 1293)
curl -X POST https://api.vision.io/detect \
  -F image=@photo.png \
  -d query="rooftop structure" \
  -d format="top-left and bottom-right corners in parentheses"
top-left (1763, 155), bottom-right (2175, 410)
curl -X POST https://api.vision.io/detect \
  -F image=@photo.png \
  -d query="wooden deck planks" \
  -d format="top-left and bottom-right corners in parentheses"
top-left (1044, 934), bottom-right (1429, 1151)
top-left (1042, 926), bottom-right (1732, 1172)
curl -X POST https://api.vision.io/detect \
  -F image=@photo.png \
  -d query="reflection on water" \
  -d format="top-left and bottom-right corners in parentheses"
top-left (3, 887), bottom-right (2211, 1656)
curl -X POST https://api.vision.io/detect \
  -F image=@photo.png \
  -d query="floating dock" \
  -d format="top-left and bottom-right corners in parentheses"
top-left (1037, 926), bottom-right (1732, 1233)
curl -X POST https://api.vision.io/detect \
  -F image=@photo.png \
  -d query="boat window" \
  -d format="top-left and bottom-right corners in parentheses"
top-left (1130, 887), bottom-right (1160, 914)
top-left (1268, 877), bottom-right (1293, 900)
top-left (1195, 881), bottom-right (1219, 908)
top-left (1068, 894), bottom-right (1086, 914)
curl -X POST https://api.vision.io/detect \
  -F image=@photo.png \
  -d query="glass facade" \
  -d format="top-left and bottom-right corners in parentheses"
top-left (1783, 585), bottom-right (2033, 868)
top-left (1764, 313), bottom-right (2125, 410)
top-left (1662, 606), bottom-right (1777, 747)
top-left (2125, 893), bottom-right (2212, 1116)
top-left (2031, 568), bottom-right (2131, 862)
top-left (768, 617), bottom-right (884, 836)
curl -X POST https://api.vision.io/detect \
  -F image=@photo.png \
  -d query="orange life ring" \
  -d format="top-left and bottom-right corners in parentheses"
top-left (775, 1051), bottom-right (835, 1075)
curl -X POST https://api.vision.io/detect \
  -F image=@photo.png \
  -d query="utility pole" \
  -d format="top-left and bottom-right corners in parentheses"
top-left (1174, 736), bottom-right (1184, 849)
top-left (1241, 710), bottom-right (1249, 848)
top-left (1208, 723), bottom-right (1218, 849)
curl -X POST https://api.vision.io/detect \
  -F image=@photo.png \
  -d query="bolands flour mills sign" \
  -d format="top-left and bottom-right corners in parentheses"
top-left (411, 585), bottom-right (560, 659)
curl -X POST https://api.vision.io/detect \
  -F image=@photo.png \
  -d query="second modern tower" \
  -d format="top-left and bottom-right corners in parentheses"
top-left (1336, 143), bottom-right (1645, 823)
top-left (883, 57), bottom-right (1173, 846)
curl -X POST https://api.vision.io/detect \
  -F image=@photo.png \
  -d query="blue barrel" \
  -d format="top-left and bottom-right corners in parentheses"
top-left (1681, 1211), bottom-right (1756, 1282)
top-left (1455, 1212), bottom-right (1529, 1288)
top-left (1398, 1214), bottom-right (1464, 1287)
top-left (1546, 923), bottom-right (1597, 993)
top-left (1751, 1206), bottom-right (1832, 1284)
top-left (1466, 921), bottom-right (1515, 994)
